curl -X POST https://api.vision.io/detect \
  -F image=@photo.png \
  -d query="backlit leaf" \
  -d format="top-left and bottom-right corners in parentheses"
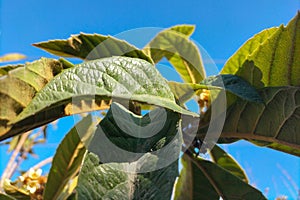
top-left (222, 13), bottom-right (300, 88)
top-left (174, 154), bottom-right (266, 200)
top-left (1, 56), bottom-right (197, 141)
top-left (210, 145), bottom-right (248, 182)
top-left (33, 33), bottom-right (153, 63)
top-left (144, 25), bottom-right (205, 83)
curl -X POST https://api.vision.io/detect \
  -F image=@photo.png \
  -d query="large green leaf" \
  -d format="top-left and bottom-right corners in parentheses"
top-left (76, 152), bottom-right (178, 200)
top-left (75, 102), bottom-right (181, 200)
top-left (198, 86), bottom-right (300, 156)
top-left (174, 154), bottom-right (266, 200)
top-left (221, 13), bottom-right (300, 88)
top-left (174, 155), bottom-right (218, 200)
top-left (144, 25), bottom-right (205, 84)
top-left (33, 33), bottom-right (153, 63)
top-left (217, 13), bottom-right (300, 155)
top-left (1, 56), bottom-right (197, 141)
top-left (87, 102), bottom-right (182, 162)
top-left (0, 58), bottom-right (65, 139)
top-left (43, 115), bottom-right (96, 200)
top-left (210, 145), bottom-right (248, 182)
top-left (217, 86), bottom-right (300, 156)
top-left (221, 27), bottom-right (278, 75)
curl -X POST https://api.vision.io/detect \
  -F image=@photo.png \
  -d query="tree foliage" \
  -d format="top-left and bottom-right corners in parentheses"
top-left (1, 12), bottom-right (300, 200)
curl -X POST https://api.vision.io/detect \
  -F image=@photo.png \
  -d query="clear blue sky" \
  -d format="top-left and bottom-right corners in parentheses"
top-left (1, 0), bottom-right (299, 199)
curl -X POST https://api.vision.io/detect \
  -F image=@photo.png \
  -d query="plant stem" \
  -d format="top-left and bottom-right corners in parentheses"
top-left (0, 131), bottom-right (31, 187)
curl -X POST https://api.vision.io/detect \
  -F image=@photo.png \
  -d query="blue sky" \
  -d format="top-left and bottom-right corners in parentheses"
top-left (1, 0), bottom-right (300, 199)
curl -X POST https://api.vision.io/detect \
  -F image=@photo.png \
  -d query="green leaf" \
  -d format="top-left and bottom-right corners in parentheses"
top-left (75, 103), bottom-right (181, 199)
top-left (216, 13), bottom-right (300, 156)
top-left (76, 152), bottom-right (178, 200)
top-left (88, 102), bottom-right (182, 161)
top-left (33, 33), bottom-right (153, 63)
top-left (0, 193), bottom-right (16, 200)
top-left (174, 154), bottom-right (266, 200)
top-left (144, 25), bottom-right (205, 83)
top-left (1, 56), bottom-right (197, 141)
top-left (221, 12), bottom-right (300, 88)
top-left (58, 58), bottom-right (75, 69)
top-left (0, 64), bottom-right (23, 76)
top-left (169, 25), bottom-right (195, 37)
top-left (210, 145), bottom-right (248, 182)
top-left (221, 27), bottom-right (278, 75)
top-left (43, 115), bottom-right (96, 200)
top-left (0, 58), bottom-right (65, 139)
top-left (174, 155), bottom-right (219, 200)
top-left (213, 86), bottom-right (300, 156)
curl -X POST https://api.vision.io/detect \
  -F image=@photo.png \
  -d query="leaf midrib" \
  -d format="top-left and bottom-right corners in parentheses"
top-left (49, 143), bottom-right (85, 200)
top-left (266, 26), bottom-right (284, 86)
top-left (215, 132), bottom-right (300, 150)
top-left (186, 155), bottom-right (225, 199)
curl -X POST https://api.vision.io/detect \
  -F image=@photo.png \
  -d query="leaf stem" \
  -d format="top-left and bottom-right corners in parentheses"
top-left (199, 132), bottom-right (300, 153)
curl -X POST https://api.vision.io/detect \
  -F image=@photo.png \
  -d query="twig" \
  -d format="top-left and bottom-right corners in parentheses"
top-left (0, 131), bottom-right (31, 187)
top-left (22, 157), bottom-right (53, 177)
top-left (6, 150), bottom-right (29, 180)
top-left (4, 161), bottom-right (17, 182)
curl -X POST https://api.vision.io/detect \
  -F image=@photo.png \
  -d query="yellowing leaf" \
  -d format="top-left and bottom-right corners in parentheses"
top-left (0, 53), bottom-right (26, 63)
